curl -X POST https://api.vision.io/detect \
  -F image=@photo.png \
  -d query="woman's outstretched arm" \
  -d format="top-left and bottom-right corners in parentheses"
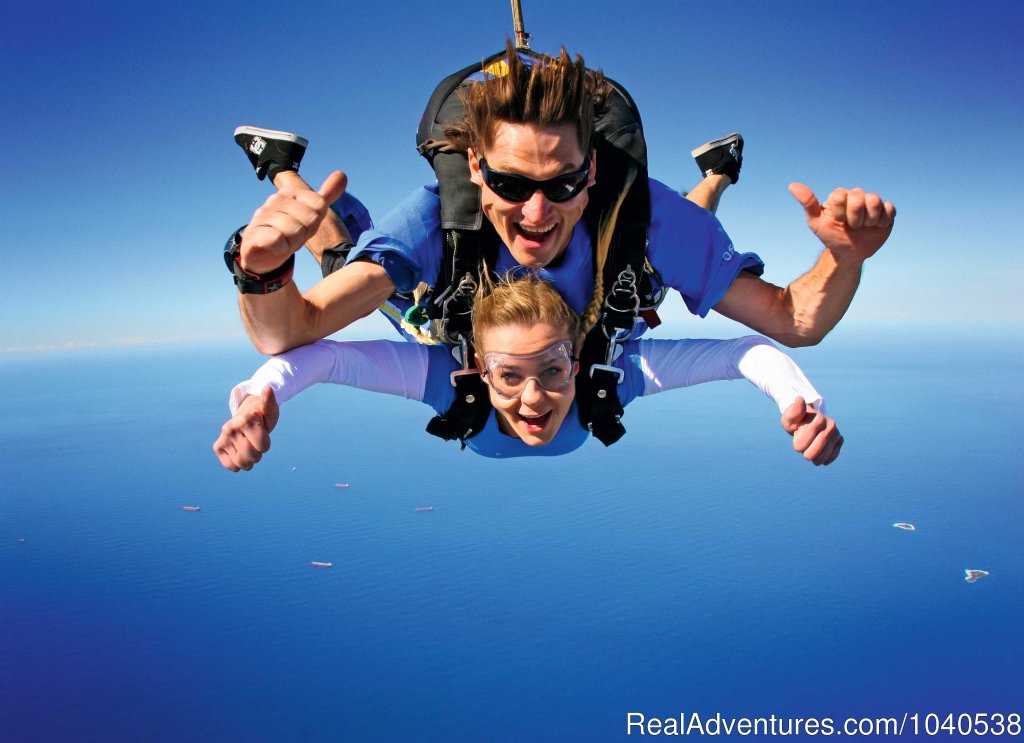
top-left (634, 335), bottom-right (842, 465)
top-left (213, 339), bottom-right (431, 471)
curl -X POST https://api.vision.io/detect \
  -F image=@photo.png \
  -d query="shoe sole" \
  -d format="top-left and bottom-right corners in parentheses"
top-left (690, 133), bottom-right (742, 159)
top-left (233, 125), bottom-right (309, 148)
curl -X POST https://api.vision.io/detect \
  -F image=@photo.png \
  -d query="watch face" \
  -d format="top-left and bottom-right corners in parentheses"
top-left (224, 226), bottom-right (245, 272)
top-left (223, 223), bottom-right (294, 294)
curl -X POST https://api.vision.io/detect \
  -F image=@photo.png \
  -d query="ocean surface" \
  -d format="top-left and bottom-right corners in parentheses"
top-left (2, 327), bottom-right (1021, 742)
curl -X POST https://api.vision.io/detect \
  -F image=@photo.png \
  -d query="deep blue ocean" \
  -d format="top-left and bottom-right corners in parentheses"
top-left (2, 327), bottom-right (1021, 742)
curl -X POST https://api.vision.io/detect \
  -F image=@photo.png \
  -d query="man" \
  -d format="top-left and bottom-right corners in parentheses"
top-left (226, 49), bottom-right (894, 356)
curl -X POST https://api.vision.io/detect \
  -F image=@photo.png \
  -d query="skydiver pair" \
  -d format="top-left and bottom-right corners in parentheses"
top-left (214, 47), bottom-right (894, 468)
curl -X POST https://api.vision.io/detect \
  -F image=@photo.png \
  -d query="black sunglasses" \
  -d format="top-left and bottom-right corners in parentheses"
top-left (478, 157), bottom-right (591, 203)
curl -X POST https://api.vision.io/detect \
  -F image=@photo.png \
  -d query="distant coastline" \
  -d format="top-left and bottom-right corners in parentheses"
top-left (0, 333), bottom-right (246, 356)
top-left (5, 321), bottom-right (1023, 358)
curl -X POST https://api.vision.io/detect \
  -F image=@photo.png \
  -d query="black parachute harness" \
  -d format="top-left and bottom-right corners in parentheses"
top-left (409, 19), bottom-right (665, 448)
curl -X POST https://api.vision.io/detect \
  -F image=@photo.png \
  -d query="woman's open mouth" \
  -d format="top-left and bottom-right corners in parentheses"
top-left (520, 410), bottom-right (552, 432)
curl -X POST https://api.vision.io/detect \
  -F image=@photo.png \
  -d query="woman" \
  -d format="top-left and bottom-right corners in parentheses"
top-left (214, 274), bottom-right (842, 468)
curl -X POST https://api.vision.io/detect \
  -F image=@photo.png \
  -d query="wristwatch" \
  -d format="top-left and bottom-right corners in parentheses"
top-left (223, 225), bottom-right (295, 294)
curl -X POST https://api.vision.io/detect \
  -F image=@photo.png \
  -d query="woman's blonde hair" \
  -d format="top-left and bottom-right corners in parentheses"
top-left (472, 272), bottom-right (580, 354)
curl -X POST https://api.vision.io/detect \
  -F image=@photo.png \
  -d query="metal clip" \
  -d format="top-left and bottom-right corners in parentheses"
top-left (437, 274), bottom-right (477, 344)
top-left (612, 267), bottom-right (637, 293)
top-left (601, 267), bottom-right (640, 340)
top-left (449, 369), bottom-right (480, 388)
top-left (597, 326), bottom-right (629, 373)
top-left (447, 334), bottom-right (479, 387)
top-left (601, 319), bottom-right (638, 342)
top-left (603, 289), bottom-right (640, 314)
top-left (588, 363), bottom-right (624, 384)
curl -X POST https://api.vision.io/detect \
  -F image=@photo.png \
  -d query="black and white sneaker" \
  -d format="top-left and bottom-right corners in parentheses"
top-left (691, 133), bottom-right (743, 184)
top-left (234, 126), bottom-right (308, 182)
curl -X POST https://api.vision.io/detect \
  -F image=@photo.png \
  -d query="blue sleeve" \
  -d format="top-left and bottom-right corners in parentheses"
top-left (616, 341), bottom-right (647, 407)
top-left (422, 345), bottom-right (458, 413)
top-left (645, 179), bottom-right (764, 318)
top-left (345, 185), bottom-right (445, 293)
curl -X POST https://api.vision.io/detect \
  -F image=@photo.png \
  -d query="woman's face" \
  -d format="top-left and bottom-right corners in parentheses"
top-left (475, 322), bottom-right (579, 446)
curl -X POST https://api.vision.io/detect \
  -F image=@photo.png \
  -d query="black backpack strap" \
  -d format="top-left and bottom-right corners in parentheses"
top-left (574, 255), bottom-right (636, 448)
top-left (417, 51), bottom-right (510, 230)
top-left (575, 160), bottom-right (652, 446)
top-left (595, 74), bottom-right (647, 170)
top-left (320, 241), bottom-right (355, 278)
top-left (414, 50), bottom-right (657, 447)
top-left (418, 227), bottom-right (499, 345)
top-left (414, 51), bottom-right (513, 340)
top-left (425, 340), bottom-right (493, 448)
top-left (575, 325), bottom-right (626, 446)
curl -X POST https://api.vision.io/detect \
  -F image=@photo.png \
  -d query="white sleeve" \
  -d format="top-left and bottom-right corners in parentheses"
top-left (636, 335), bottom-right (825, 413)
top-left (228, 339), bottom-right (431, 414)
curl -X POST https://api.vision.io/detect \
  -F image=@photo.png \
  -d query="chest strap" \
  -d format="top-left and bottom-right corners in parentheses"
top-left (575, 324), bottom-right (627, 446)
top-left (417, 228), bottom-right (499, 345)
top-left (575, 219), bottom-right (651, 446)
top-left (425, 338), bottom-right (493, 448)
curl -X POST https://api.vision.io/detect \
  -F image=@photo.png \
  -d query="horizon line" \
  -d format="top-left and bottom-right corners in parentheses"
top-left (3, 319), bottom-right (1022, 356)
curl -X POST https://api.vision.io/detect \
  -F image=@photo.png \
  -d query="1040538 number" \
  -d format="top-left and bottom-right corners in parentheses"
top-left (916, 712), bottom-right (1021, 736)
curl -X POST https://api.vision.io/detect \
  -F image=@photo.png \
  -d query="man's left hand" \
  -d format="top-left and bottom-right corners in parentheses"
top-left (789, 183), bottom-right (896, 265)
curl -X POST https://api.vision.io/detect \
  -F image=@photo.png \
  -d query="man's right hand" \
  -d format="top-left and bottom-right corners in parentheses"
top-left (240, 171), bottom-right (348, 274)
top-left (787, 182), bottom-right (896, 266)
top-left (213, 386), bottom-right (280, 472)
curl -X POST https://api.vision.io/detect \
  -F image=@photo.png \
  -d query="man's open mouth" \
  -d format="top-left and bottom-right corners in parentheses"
top-left (515, 222), bottom-right (555, 243)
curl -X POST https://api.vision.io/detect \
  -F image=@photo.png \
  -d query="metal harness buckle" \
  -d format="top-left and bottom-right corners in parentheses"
top-left (435, 274), bottom-right (477, 345)
top-left (588, 363), bottom-right (624, 384)
top-left (448, 334), bottom-right (477, 387)
top-left (601, 268), bottom-right (640, 341)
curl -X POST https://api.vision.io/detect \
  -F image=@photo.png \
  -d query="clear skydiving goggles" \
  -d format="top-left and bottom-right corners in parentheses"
top-left (481, 340), bottom-right (575, 399)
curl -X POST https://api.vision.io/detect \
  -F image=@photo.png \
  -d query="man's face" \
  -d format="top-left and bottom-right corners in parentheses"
top-left (468, 122), bottom-right (596, 269)
top-left (475, 322), bottom-right (579, 447)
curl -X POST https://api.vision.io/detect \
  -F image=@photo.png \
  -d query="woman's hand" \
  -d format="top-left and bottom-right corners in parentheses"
top-left (781, 396), bottom-right (843, 466)
top-left (213, 386), bottom-right (280, 472)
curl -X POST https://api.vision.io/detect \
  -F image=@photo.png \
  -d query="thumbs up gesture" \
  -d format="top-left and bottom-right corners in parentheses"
top-left (789, 183), bottom-right (896, 265)
top-left (213, 386), bottom-right (281, 472)
top-left (781, 396), bottom-right (844, 466)
top-left (240, 171), bottom-right (349, 274)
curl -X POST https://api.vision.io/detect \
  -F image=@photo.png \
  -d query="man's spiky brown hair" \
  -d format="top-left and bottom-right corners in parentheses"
top-left (447, 40), bottom-right (610, 154)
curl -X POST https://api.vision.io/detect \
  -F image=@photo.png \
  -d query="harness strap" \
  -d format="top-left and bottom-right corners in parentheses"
top-left (417, 51), bottom-right (508, 231)
top-left (417, 49), bottom-right (660, 448)
top-left (575, 165), bottom-right (654, 445)
top-left (425, 346), bottom-right (492, 448)
top-left (575, 326), bottom-right (627, 446)
top-left (421, 228), bottom-right (500, 345)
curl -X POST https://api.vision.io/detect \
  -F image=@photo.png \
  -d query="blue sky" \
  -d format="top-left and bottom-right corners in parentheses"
top-left (2, 0), bottom-right (1022, 352)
